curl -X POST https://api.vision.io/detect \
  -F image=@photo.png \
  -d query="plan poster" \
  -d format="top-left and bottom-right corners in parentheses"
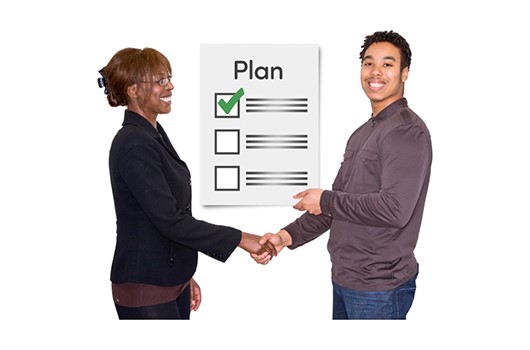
top-left (200, 44), bottom-right (319, 205)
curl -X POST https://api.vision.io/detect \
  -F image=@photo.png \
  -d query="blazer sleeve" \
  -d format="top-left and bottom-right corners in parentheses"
top-left (118, 141), bottom-right (241, 262)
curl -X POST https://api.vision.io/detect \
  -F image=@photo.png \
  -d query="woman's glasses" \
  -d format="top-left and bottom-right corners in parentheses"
top-left (140, 75), bottom-right (172, 87)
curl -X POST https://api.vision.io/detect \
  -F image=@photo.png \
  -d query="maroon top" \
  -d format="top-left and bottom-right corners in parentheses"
top-left (112, 280), bottom-right (190, 307)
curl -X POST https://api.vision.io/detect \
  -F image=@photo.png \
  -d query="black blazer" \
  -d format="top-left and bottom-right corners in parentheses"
top-left (109, 110), bottom-right (241, 286)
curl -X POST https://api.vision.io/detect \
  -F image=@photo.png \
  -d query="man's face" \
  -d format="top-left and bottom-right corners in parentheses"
top-left (361, 41), bottom-right (408, 116)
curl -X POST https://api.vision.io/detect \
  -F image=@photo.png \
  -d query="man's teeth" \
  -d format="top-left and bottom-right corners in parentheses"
top-left (161, 97), bottom-right (171, 102)
top-left (370, 82), bottom-right (384, 88)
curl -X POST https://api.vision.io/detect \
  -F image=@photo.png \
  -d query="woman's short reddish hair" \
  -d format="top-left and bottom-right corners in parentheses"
top-left (101, 48), bottom-right (172, 107)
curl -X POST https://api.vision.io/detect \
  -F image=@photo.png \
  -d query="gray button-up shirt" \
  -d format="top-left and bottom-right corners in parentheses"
top-left (284, 98), bottom-right (432, 291)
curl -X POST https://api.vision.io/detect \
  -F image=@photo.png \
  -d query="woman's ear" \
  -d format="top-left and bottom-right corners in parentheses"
top-left (127, 84), bottom-right (138, 100)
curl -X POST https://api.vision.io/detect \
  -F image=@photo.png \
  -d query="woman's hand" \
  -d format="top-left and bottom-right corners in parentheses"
top-left (190, 278), bottom-right (202, 312)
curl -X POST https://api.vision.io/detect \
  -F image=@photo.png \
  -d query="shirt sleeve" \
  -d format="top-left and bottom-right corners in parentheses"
top-left (119, 142), bottom-right (241, 261)
top-left (320, 123), bottom-right (431, 228)
top-left (283, 212), bottom-right (333, 249)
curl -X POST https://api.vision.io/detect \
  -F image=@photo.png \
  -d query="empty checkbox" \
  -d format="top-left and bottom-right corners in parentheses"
top-left (215, 129), bottom-right (240, 155)
top-left (214, 166), bottom-right (240, 191)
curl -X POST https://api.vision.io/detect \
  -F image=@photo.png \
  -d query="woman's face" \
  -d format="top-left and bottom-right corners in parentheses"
top-left (135, 71), bottom-right (174, 118)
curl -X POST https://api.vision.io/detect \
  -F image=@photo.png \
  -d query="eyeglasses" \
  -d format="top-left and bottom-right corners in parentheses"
top-left (140, 75), bottom-right (173, 87)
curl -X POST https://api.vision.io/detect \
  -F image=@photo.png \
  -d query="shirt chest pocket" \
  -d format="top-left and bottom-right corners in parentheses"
top-left (333, 150), bottom-right (355, 190)
top-left (350, 149), bottom-right (381, 193)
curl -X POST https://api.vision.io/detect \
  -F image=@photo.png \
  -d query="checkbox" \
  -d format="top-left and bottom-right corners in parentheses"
top-left (215, 129), bottom-right (240, 155)
top-left (214, 166), bottom-right (240, 191)
top-left (215, 92), bottom-right (241, 118)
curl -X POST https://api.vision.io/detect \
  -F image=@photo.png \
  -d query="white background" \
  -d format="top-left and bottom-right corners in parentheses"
top-left (1, 0), bottom-right (528, 348)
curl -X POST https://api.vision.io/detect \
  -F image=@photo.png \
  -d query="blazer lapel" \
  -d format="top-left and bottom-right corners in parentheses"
top-left (156, 124), bottom-right (183, 164)
top-left (122, 110), bottom-right (187, 167)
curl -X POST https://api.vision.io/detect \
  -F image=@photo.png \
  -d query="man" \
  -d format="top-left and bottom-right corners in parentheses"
top-left (257, 31), bottom-right (432, 319)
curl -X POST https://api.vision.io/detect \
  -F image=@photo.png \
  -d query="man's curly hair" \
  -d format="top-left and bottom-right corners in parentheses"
top-left (359, 30), bottom-right (412, 72)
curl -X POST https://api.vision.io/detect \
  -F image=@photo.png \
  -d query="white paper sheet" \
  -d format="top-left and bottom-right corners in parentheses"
top-left (200, 44), bottom-right (319, 205)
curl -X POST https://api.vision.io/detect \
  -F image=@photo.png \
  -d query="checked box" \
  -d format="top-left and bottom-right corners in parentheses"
top-left (215, 88), bottom-right (244, 118)
top-left (214, 166), bottom-right (240, 191)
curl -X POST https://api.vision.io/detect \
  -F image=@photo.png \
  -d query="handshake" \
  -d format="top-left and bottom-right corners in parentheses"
top-left (239, 230), bottom-right (292, 265)
top-left (238, 188), bottom-right (324, 264)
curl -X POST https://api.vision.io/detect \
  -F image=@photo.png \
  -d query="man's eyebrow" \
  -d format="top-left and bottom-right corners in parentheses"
top-left (362, 55), bottom-right (397, 61)
top-left (362, 55), bottom-right (373, 61)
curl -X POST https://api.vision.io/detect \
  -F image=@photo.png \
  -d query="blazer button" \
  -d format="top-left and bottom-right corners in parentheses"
top-left (169, 257), bottom-right (175, 264)
top-left (186, 204), bottom-right (191, 211)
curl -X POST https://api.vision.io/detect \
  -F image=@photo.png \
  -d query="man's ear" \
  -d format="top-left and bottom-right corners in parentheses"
top-left (127, 84), bottom-right (138, 100)
top-left (401, 67), bottom-right (409, 83)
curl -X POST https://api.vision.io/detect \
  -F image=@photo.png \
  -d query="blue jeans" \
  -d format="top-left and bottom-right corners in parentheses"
top-left (332, 273), bottom-right (417, 320)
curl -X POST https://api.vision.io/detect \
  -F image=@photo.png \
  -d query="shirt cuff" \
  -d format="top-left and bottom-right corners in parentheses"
top-left (282, 223), bottom-right (302, 249)
top-left (320, 190), bottom-right (333, 217)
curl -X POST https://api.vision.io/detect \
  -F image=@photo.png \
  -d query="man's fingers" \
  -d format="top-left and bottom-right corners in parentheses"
top-left (292, 190), bottom-right (308, 199)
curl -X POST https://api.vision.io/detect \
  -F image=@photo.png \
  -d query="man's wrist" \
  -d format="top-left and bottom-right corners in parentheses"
top-left (278, 229), bottom-right (293, 247)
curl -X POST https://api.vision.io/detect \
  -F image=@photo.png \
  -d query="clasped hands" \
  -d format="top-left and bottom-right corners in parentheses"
top-left (245, 188), bottom-right (324, 265)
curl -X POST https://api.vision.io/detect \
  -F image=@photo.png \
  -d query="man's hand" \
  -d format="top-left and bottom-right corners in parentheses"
top-left (292, 188), bottom-right (324, 215)
top-left (251, 229), bottom-right (292, 265)
top-left (239, 232), bottom-right (278, 263)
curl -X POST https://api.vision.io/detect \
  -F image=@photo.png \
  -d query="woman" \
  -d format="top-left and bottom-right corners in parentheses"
top-left (98, 47), bottom-right (275, 319)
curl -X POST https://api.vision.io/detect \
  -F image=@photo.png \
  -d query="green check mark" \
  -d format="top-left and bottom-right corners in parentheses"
top-left (218, 88), bottom-right (245, 114)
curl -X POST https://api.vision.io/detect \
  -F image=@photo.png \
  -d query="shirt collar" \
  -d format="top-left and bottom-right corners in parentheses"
top-left (371, 98), bottom-right (408, 122)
